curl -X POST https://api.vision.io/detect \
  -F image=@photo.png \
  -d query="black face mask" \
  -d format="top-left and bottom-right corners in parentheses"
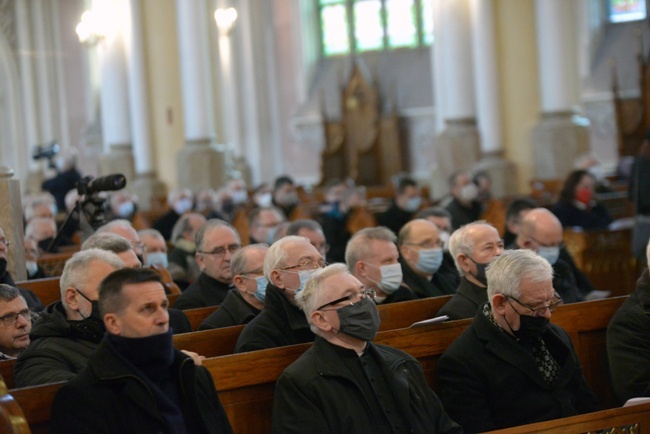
top-left (514, 315), bottom-right (549, 341)
top-left (69, 290), bottom-right (105, 344)
top-left (335, 297), bottom-right (381, 342)
top-left (0, 257), bottom-right (6, 276)
top-left (39, 237), bottom-right (55, 253)
top-left (468, 256), bottom-right (489, 287)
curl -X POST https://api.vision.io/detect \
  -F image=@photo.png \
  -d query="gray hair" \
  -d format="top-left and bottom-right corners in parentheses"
top-left (448, 220), bottom-right (492, 276)
top-left (171, 213), bottom-right (200, 244)
top-left (231, 244), bottom-right (268, 277)
top-left (138, 228), bottom-right (165, 243)
top-left (168, 188), bottom-right (193, 206)
top-left (24, 198), bottom-right (54, 222)
top-left (263, 235), bottom-right (307, 280)
top-left (414, 206), bottom-right (452, 222)
top-left (345, 226), bottom-right (396, 270)
top-left (194, 219), bottom-right (240, 251)
top-left (81, 233), bottom-right (133, 254)
top-left (296, 263), bottom-right (348, 335)
top-left (60, 248), bottom-right (124, 299)
top-left (286, 219), bottom-right (323, 236)
top-left (96, 219), bottom-right (133, 234)
top-left (486, 249), bottom-right (553, 299)
top-left (0, 284), bottom-right (21, 303)
top-left (646, 237), bottom-right (650, 267)
top-left (25, 217), bottom-right (57, 240)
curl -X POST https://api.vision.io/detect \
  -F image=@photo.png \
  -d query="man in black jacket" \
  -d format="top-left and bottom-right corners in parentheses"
top-left (438, 221), bottom-right (504, 320)
top-left (50, 268), bottom-right (233, 434)
top-left (272, 263), bottom-right (462, 434)
top-left (437, 250), bottom-right (598, 432)
top-left (199, 244), bottom-right (268, 330)
top-left (174, 219), bottom-right (241, 310)
top-left (235, 235), bottom-right (323, 353)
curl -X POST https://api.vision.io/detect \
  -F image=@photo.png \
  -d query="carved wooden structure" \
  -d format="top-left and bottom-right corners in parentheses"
top-left (321, 64), bottom-right (406, 186)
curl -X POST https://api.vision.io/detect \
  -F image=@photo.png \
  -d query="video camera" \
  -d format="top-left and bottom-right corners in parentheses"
top-left (32, 141), bottom-right (60, 169)
top-left (76, 174), bottom-right (127, 196)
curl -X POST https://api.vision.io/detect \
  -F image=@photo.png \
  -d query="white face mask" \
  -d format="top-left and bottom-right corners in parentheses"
top-left (537, 246), bottom-right (560, 265)
top-left (284, 268), bottom-right (318, 295)
top-left (254, 193), bottom-right (273, 208)
top-left (145, 251), bottom-right (168, 268)
top-left (231, 190), bottom-right (248, 205)
top-left (26, 260), bottom-right (39, 277)
top-left (460, 183), bottom-right (478, 203)
top-left (116, 201), bottom-right (134, 218)
top-left (404, 197), bottom-right (422, 212)
top-left (438, 231), bottom-right (451, 250)
top-left (173, 198), bottom-right (193, 215)
top-left (366, 262), bottom-right (403, 294)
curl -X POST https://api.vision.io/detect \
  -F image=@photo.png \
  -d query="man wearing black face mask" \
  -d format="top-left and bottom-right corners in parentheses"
top-left (438, 221), bottom-right (503, 320)
top-left (14, 248), bottom-right (124, 387)
top-left (436, 250), bottom-right (597, 433)
top-left (272, 264), bottom-right (462, 434)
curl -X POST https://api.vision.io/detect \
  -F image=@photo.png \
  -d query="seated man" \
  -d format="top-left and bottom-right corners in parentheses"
top-left (138, 228), bottom-right (169, 268)
top-left (96, 219), bottom-right (146, 260)
top-left (0, 226), bottom-right (44, 312)
top-left (607, 238), bottom-right (650, 404)
top-left (346, 226), bottom-right (416, 304)
top-left (502, 197), bottom-right (536, 246)
top-left (272, 264), bottom-right (462, 434)
top-left (0, 284), bottom-right (32, 360)
top-left (272, 176), bottom-right (301, 220)
top-left (286, 219), bottom-right (328, 258)
top-left (414, 206), bottom-right (453, 248)
top-left (436, 249), bottom-right (597, 432)
top-left (444, 170), bottom-right (483, 229)
top-left (438, 222), bottom-right (504, 320)
top-left (173, 219), bottom-right (242, 310)
top-left (14, 248), bottom-right (124, 387)
top-left (167, 212), bottom-right (207, 289)
top-left (376, 176), bottom-right (421, 235)
top-left (152, 187), bottom-right (194, 240)
top-left (199, 244), bottom-right (268, 330)
top-left (82, 232), bottom-right (142, 268)
top-left (397, 219), bottom-right (458, 298)
top-left (50, 268), bottom-right (233, 434)
top-left (235, 236), bottom-right (324, 353)
top-left (248, 206), bottom-right (286, 244)
top-left (512, 208), bottom-right (590, 303)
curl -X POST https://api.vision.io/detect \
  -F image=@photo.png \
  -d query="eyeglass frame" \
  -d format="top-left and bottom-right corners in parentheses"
top-left (277, 259), bottom-right (327, 272)
top-left (198, 243), bottom-right (242, 257)
top-left (0, 239), bottom-right (11, 248)
top-left (527, 235), bottom-right (565, 250)
top-left (0, 309), bottom-right (31, 327)
top-left (505, 292), bottom-right (563, 317)
top-left (404, 239), bottom-right (444, 249)
top-left (317, 287), bottom-right (376, 311)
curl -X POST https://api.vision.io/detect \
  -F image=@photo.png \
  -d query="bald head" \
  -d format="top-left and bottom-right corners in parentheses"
top-left (517, 208), bottom-right (563, 251)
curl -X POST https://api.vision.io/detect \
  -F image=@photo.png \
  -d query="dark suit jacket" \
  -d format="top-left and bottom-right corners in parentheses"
top-left (436, 307), bottom-right (598, 432)
top-left (437, 277), bottom-right (487, 320)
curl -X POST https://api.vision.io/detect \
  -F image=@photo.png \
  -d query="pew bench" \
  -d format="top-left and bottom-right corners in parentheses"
top-left (182, 306), bottom-right (219, 331)
top-left (16, 277), bottom-right (61, 306)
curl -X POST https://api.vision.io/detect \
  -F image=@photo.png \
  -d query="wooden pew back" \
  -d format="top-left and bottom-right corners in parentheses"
top-left (16, 277), bottom-right (60, 306)
top-left (183, 306), bottom-right (219, 331)
top-left (37, 252), bottom-right (74, 278)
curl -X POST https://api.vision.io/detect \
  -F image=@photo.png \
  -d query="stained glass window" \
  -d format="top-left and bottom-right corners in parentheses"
top-left (319, 0), bottom-right (433, 57)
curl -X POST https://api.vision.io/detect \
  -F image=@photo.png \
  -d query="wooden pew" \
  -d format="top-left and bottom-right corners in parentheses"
top-left (172, 295), bottom-right (453, 357)
top-left (486, 401), bottom-right (650, 433)
top-left (16, 277), bottom-right (60, 306)
top-left (0, 375), bottom-right (29, 434)
top-left (37, 252), bottom-right (74, 278)
top-left (183, 306), bottom-right (219, 331)
top-left (11, 382), bottom-right (63, 434)
top-left (563, 228), bottom-right (639, 296)
top-left (0, 360), bottom-right (17, 390)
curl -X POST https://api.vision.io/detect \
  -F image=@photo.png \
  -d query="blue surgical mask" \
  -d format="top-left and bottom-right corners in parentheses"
top-left (145, 251), bottom-right (168, 268)
top-left (415, 248), bottom-right (443, 275)
top-left (366, 262), bottom-right (403, 294)
top-left (405, 197), bottom-right (422, 212)
top-left (285, 268), bottom-right (317, 295)
top-left (537, 246), bottom-right (560, 265)
top-left (253, 276), bottom-right (268, 303)
top-left (117, 201), bottom-right (134, 218)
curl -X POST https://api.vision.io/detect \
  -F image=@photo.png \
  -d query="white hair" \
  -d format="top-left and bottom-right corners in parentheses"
top-left (296, 263), bottom-right (348, 335)
top-left (263, 235), bottom-right (308, 280)
top-left (486, 249), bottom-right (553, 299)
top-left (448, 220), bottom-right (492, 276)
top-left (60, 249), bottom-right (124, 301)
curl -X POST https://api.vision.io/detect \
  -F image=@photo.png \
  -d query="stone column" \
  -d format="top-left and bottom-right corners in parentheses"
top-left (98, 0), bottom-right (136, 184)
top-left (531, 0), bottom-right (588, 179)
top-left (0, 167), bottom-right (26, 281)
top-left (176, 0), bottom-right (226, 191)
top-left (470, 0), bottom-right (516, 198)
top-left (430, 0), bottom-right (479, 199)
top-left (126, 0), bottom-right (165, 210)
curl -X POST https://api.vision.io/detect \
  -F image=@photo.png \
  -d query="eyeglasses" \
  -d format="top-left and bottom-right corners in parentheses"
top-left (0, 309), bottom-right (31, 326)
top-left (277, 259), bottom-right (327, 272)
top-left (132, 242), bottom-right (147, 253)
top-left (317, 287), bottom-right (375, 311)
top-left (528, 236), bottom-right (564, 250)
top-left (506, 292), bottom-right (563, 316)
top-left (0, 239), bottom-right (11, 248)
top-left (404, 240), bottom-right (444, 249)
top-left (198, 243), bottom-right (242, 257)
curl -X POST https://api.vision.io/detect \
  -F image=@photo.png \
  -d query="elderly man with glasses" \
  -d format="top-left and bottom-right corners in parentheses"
top-left (272, 263), bottom-right (462, 434)
top-left (235, 235), bottom-right (324, 353)
top-left (0, 284), bottom-right (32, 360)
top-left (436, 249), bottom-right (597, 433)
top-left (174, 219), bottom-right (242, 310)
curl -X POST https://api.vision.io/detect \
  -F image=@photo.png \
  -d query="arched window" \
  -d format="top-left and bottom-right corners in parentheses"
top-left (319, 0), bottom-right (433, 57)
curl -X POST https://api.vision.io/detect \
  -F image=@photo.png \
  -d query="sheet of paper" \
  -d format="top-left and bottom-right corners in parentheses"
top-left (410, 315), bottom-right (449, 328)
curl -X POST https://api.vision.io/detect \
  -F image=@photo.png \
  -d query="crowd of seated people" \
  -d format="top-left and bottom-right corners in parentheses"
top-left (0, 163), bottom-right (646, 432)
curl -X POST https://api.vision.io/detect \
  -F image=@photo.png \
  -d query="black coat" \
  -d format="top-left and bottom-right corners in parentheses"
top-left (607, 269), bottom-right (650, 404)
top-left (0, 271), bottom-right (44, 312)
top-left (152, 209), bottom-right (181, 241)
top-left (437, 277), bottom-right (487, 320)
top-left (436, 306), bottom-right (598, 432)
top-left (552, 201), bottom-right (612, 231)
top-left (198, 289), bottom-right (260, 330)
top-left (50, 339), bottom-right (233, 434)
top-left (400, 254), bottom-right (458, 299)
top-left (173, 272), bottom-right (232, 310)
top-left (272, 336), bottom-right (463, 434)
top-left (377, 284), bottom-right (418, 305)
top-left (444, 198), bottom-right (482, 229)
top-left (376, 201), bottom-right (413, 235)
top-left (235, 284), bottom-right (314, 353)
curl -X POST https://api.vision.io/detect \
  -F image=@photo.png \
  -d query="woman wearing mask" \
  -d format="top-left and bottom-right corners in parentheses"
top-left (552, 170), bottom-right (612, 231)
